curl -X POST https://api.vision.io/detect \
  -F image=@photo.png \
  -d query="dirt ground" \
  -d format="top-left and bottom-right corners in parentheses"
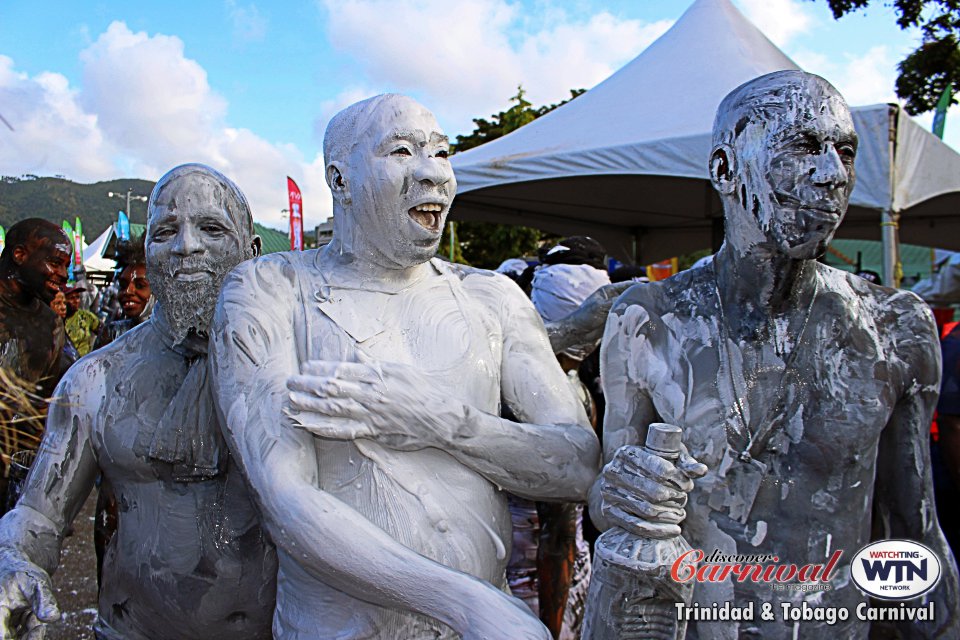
top-left (45, 493), bottom-right (97, 640)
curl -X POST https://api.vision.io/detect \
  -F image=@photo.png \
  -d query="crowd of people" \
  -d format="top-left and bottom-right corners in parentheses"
top-left (0, 71), bottom-right (955, 640)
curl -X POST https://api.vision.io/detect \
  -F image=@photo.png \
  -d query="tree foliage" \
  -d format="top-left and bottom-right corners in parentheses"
top-left (819, 0), bottom-right (960, 114)
top-left (445, 87), bottom-right (584, 269)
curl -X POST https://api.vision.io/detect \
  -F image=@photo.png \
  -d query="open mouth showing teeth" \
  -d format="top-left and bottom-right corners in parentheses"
top-left (409, 203), bottom-right (443, 232)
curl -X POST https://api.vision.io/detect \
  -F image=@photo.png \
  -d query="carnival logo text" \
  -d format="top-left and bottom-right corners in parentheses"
top-left (671, 549), bottom-right (842, 584)
top-left (850, 540), bottom-right (942, 600)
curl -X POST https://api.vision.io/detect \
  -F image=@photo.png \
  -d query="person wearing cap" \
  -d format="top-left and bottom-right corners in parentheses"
top-left (63, 285), bottom-right (99, 357)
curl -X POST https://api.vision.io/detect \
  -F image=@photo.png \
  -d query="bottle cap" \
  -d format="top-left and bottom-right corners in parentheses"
top-left (645, 423), bottom-right (683, 457)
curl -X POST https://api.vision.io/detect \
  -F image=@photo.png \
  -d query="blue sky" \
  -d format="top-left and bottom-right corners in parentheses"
top-left (0, 0), bottom-right (950, 230)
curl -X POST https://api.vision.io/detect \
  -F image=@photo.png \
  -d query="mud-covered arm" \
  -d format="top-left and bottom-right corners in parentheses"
top-left (874, 301), bottom-right (959, 639)
top-left (209, 261), bottom-right (547, 639)
top-left (544, 281), bottom-right (632, 354)
top-left (587, 301), bottom-right (659, 532)
top-left (0, 362), bottom-right (101, 634)
top-left (0, 363), bottom-right (100, 571)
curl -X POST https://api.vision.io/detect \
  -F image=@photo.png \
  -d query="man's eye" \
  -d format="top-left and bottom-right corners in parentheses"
top-left (201, 225), bottom-right (225, 234)
top-left (435, 149), bottom-right (449, 159)
top-left (835, 144), bottom-right (855, 160)
top-left (153, 229), bottom-right (174, 241)
top-left (391, 147), bottom-right (412, 156)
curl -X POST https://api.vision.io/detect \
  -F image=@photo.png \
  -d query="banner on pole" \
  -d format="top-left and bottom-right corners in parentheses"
top-left (287, 177), bottom-right (304, 251)
top-left (117, 211), bottom-right (130, 242)
top-left (933, 83), bottom-right (953, 139)
top-left (74, 216), bottom-right (84, 269)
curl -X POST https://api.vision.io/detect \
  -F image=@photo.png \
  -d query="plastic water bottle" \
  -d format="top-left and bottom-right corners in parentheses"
top-left (582, 423), bottom-right (695, 640)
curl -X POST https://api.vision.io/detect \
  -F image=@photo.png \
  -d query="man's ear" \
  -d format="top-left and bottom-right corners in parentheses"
top-left (327, 162), bottom-right (351, 206)
top-left (250, 234), bottom-right (262, 258)
top-left (11, 245), bottom-right (28, 267)
top-left (709, 143), bottom-right (737, 196)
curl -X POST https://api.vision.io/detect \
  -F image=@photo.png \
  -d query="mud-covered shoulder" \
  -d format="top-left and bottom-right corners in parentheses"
top-left (819, 264), bottom-right (939, 386)
top-left (438, 259), bottom-right (535, 318)
top-left (611, 265), bottom-right (713, 320)
top-left (221, 249), bottom-right (314, 299)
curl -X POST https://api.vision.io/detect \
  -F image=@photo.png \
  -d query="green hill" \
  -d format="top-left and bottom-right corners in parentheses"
top-left (0, 174), bottom-right (155, 238)
top-left (0, 175), bottom-right (293, 254)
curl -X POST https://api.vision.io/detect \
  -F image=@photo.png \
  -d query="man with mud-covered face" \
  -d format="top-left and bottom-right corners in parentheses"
top-left (589, 71), bottom-right (958, 639)
top-left (209, 94), bottom-right (600, 639)
top-left (0, 164), bottom-right (276, 640)
top-left (0, 219), bottom-right (71, 399)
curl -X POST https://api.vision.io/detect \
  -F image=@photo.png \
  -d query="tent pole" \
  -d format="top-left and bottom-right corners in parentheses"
top-left (881, 105), bottom-right (901, 288)
top-left (881, 210), bottom-right (900, 287)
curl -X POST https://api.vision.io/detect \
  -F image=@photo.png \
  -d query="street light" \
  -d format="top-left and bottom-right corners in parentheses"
top-left (107, 188), bottom-right (149, 218)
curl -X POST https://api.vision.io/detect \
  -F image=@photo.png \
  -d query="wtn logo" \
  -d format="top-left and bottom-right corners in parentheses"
top-left (851, 540), bottom-right (942, 600)
top-left (861, 558), bottom-right (927, 583)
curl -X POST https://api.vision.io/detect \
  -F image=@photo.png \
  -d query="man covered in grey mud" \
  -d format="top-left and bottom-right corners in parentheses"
top-left (209, 94), bottom-right (600, 639)
top-left (0, 164), bottom-right (277, 639)
top-left (590, 70), bottom-right (959, 639)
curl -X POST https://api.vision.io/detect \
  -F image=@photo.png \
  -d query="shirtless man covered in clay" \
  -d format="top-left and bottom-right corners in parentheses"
top-left (590, 71), bottom-right (959, 639)
top-left (209, 94), bottom-right (600, 639)
top-left (0, 165), bottom-right (276, 640)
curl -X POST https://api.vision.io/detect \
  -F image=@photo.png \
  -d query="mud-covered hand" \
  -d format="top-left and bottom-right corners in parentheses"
top-left (0, 548), bottom-right (60, 640)
top-left (600, 442), bottom-right (707, 540)
top-left (283, 357), bottom-right (467, 451)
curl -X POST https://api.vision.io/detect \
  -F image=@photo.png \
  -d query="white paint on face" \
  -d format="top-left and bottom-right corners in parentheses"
top-left (341, 96), bottom-right (455, 269)
top-left (735, 78), bottom-right (858, 260)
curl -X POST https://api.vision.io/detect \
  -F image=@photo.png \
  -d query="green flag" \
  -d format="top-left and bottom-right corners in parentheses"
top-left (933, 83), bottom-right (953, 139)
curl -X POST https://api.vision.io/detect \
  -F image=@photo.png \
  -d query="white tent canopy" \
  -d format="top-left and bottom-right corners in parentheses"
top-left (450, 0), bottom-right (960, 263)
top-left (82, 226), bottom-right (116, 272)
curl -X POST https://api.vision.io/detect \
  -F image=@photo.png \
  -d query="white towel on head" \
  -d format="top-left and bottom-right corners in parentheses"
top-left (496, 258), bottom-right (529, 277)
top-left (531, 263), bottom-right (611, 323)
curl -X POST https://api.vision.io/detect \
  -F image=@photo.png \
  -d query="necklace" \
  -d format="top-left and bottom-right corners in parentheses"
top-left (713, 262), bottom-right (819, 462)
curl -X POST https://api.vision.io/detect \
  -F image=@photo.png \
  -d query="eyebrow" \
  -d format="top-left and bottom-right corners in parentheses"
top-left (378, 130), bottom-right (449, 149)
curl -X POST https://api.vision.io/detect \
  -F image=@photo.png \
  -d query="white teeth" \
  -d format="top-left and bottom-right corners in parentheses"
top-left (415, 203), bottom-right (443, 212)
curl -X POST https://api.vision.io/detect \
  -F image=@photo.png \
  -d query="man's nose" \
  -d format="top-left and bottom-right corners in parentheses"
top-left (413, 154), bottom-right (452, 188)
top-left (171, 224), bottom-right (203, 256)
top-left (810, 144), bottom-right (848, 189)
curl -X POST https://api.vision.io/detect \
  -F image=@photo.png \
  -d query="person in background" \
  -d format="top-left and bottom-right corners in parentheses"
top-left (97, 235), bottom-right (153, 348)
top-left (63, 285), bottom-right (99, 357)
top-left (48, 290), bottom-right (79, 374)
top-left (522, 236), bottom-right (611, 639)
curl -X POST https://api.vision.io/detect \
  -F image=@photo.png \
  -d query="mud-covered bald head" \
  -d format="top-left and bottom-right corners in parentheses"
top-left (709, 70), bottom-right (858, 259)
top-left (0, 218), bottom-right (72, 303)
top-left (322, 94), bottom-right (455, 269)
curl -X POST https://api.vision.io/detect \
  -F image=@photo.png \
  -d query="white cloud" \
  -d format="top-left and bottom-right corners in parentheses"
top-left (736, 0), bottom-right (814, 47)
top-left (226, 0), bottom-right (268, 43)
top-left (0, 23), bottom-right (331, 230)
top-left (319, 0), bottom-right (671, 136)
top-left (792, 45), bottom-right (899, 106)
top-left (0, 55), bottom-right (115, 181)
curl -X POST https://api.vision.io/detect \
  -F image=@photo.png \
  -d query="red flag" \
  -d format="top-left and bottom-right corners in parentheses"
top-left (287, 177), bottom-right (304, 251)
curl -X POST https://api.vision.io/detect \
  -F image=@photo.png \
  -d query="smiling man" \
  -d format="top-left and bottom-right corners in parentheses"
top-left (209, 94), bottom-right (600, 639)
top-left (0, 219), bottom-right (71, 399)
top-left (590, 71), bottom-right (959, 639)
top-left (0, 164), bottom-right (276, 640)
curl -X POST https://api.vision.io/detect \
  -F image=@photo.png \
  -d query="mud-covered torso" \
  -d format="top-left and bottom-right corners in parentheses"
top-left (90, 323), bottom-right (275, 640)
top-left (0, 292), bottom-right (64, 394)
top-left (613, 264), bottom-right (925, 639)
top-left (279, 257), bottom-right (510, 639)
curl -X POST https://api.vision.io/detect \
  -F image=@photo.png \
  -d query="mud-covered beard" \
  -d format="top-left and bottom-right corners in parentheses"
top-left (151, 258), bottom-right (234, 346)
